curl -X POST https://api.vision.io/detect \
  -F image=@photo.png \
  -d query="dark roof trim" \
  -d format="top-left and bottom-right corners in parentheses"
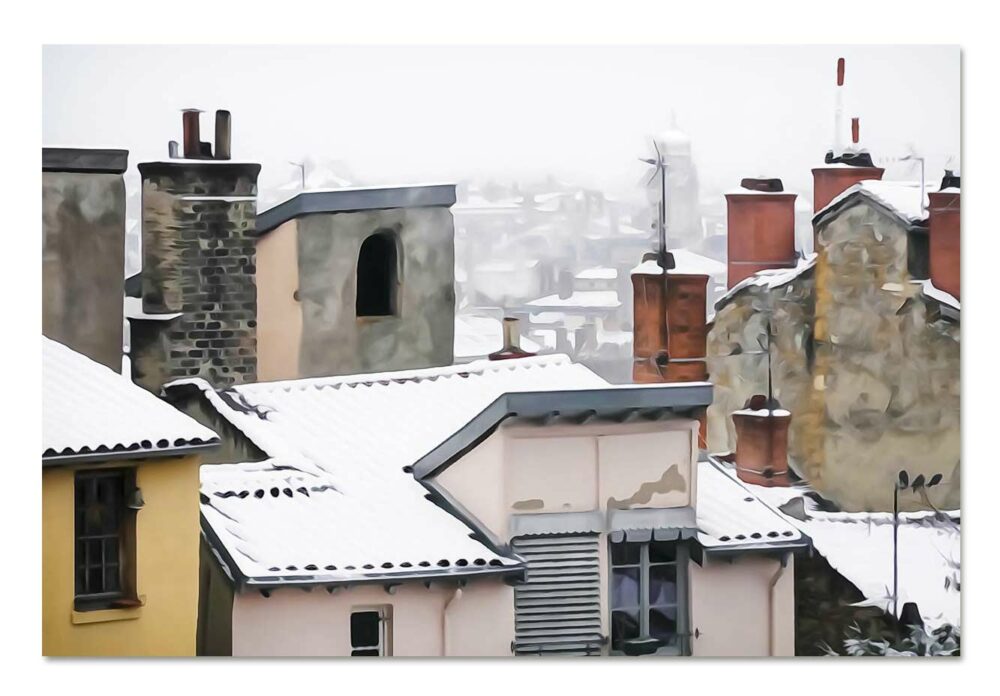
top-left (137, 160), bottom-right (261, 179)
top-left (43, 148), bottom-right (128, 174)
top-left (255, 184), bottom-right (457, 237)
top-left (701, 539), bottom-right (812, 558)
top-left (412, 383), bottom-right (713, 480)
top-left (42, 438), bottom-right (219, 467)
top-left (812, 189), bottom-right (928, 230)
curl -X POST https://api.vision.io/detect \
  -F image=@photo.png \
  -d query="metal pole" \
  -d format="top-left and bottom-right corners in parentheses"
top-left (893, 484), bottom-right (899, 629)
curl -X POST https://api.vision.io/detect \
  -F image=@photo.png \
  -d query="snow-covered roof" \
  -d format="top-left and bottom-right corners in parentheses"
top-left (191, 355), bottom-right (611, 585)
top-left (920, 279), bottom-right (960, 312)
top-left (42, 337), bottom-right (218, 463)
top-left (695, 460), bottom-right (804, 549)
top-left (727, 466), bottom-right (960, 629)
top-left (632, 249), bottom-right (726, 278)
top-left (816, 180), bottom-right (934, 226)
top-left (715, 254), bottom-right (817, 309)
top-left (526, 291), bottom-right (621, 310)
top-left (575, 266), bottom-right (618, 280)
top-left (454, 315), bottom-right (542, 360)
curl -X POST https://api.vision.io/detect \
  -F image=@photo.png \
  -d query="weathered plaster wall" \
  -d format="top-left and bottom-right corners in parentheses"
top-left (230, 578), bottom-right (514, 656)
top-left (42, 171), bottom-right (125, 371)
top-left (689, 554), bottom-right (794, 656)
top-left (42, 455), bottom-right (201, 656)
top-left (706, 199), bottom-right (960, 511)
top-left (290, 207), bottom-right (455, 378)
top-left (437, 419), bottom-right (699, 542)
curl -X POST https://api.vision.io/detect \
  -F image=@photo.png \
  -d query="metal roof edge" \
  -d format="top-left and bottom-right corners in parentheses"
top-left (43, 147), bottom-right (129, 174)
top-left (412, 384), bottom-right (713, 480)
top-left (237, 562), bottom-right (524, 592)
top-left (255, 184), bottom-right (458, 237)
top-left (42, 439), bottom-right (219, 467)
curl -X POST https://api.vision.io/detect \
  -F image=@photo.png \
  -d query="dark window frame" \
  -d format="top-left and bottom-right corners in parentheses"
top-left (74, 468), bottom-right (139, 612)
top-left (608, 539), bottom-right (690, 656)
top-left (350, 606), bottom-right (392, 656)
top-left (355, 230), bottom-right (400, 318)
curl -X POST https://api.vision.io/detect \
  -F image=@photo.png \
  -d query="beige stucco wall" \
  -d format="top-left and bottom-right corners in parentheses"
top-left (256, 220), bottom-right (302, 382)
top-left (438, 418), bottom-right (700, 542)
top-left (230, 578), bottom-right (514, 657)
top-left (42, 455), bottom-right (202, 656)
top-left (689, 554), bottom-right (795, 657)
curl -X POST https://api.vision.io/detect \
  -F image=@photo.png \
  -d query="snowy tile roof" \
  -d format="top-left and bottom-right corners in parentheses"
top-left (817, 180), bottom-right (935, 225)
top-left (725, 465), bottom-right (960, 629)
top-left (695, 460), bottom-right (804, 549)
top-left (714, 254), bottom-right (817, 309)
top-left (192, 355), bottom-right (610, 584)
top-left (42, 337), bottom-right (218, 462)
top-left (526, 291), bottom-right (621, 310)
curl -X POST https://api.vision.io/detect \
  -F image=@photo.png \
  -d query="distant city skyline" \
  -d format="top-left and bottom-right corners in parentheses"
top-left (43, 45), bottom-right (959, 207)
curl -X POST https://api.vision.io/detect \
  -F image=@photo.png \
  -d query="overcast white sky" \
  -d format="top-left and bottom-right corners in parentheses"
top-left (43, 45), bottom-right (960, 200)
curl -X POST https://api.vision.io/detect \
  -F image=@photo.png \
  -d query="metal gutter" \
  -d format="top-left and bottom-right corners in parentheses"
top-left (42, 439), bottom-right (219, 468)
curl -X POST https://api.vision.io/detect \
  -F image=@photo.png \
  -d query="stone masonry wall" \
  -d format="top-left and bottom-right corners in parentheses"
top-left (294, 206), bottom-right (455, 377)
top-left (42, 171), bottom-right (126, 371)
top-left (133, 162), bottom-right (260, 391)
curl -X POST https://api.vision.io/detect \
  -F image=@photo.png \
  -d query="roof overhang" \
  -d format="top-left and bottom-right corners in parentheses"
top-left (42, 439), bottom-right (219, 468)
top-left (255, 184), bottom-right (457, 237)
top-left (412, 383), bottom-right (712, 480)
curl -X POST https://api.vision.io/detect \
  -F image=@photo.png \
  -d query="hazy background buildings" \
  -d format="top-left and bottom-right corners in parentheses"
top-left (42, 45), bottom-right (960, 381)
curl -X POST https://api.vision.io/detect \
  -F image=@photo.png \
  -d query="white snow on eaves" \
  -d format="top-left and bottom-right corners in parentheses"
top-left (819, 180), bottom-right (935, 225)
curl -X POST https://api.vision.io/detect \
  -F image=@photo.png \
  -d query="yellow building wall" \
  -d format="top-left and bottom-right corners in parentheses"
top-left (42, 455), bottom-right (202, 656)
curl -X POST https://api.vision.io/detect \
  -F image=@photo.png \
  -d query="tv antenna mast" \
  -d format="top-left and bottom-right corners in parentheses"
top-left (639, 139), bottom-right (674, 271)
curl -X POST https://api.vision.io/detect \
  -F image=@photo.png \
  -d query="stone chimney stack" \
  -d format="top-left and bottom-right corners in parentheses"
top-left (725, 178), bottom-right (797, 288)
top-left (42, 147), bottom-right (128, 371)
top-left (130, 109), bottom-right (260, 392)
top-left (927, 172), bottom-right (961, 299)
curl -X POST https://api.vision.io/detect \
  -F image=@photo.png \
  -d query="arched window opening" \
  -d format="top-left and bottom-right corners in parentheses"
top-left (356, 231), bottom-right (398, 317)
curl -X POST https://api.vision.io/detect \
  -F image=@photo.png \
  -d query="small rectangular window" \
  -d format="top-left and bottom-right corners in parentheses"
top-left (609, 540), bottom-right (689, 655)
top-left (350, 607), bottom-right (391, 656)
top-left (74, 468), bottom-right (138, 611)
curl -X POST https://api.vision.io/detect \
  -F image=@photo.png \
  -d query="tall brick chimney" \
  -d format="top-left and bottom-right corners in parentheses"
top-left (725, 178), bottom-right (797, 288)
top-left (131, 109), bottom-right (260, 392)
top-left (927, 172), bottom-right (961, 299)
top-left (812, 59), bottom-right (884, 213)
top-left (42, 148), bottom-right (129, 371)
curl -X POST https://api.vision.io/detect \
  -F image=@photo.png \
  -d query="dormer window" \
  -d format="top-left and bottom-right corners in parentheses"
top-left (356, 230), bottom-right (399, 318)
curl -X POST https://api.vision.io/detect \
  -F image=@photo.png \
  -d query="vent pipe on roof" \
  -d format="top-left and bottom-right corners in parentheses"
top-left (489, 317), bottom-right (536, 361)
top-left (215, 110), bottom-right (232, 161)
top-left (182, 109), bottom-right (202, 159)
top-left (168, 140), bottom-right (179, 159)
top-left (851, 117), bottom-right (860, 146)
top-left (833, 58), bottom-right (845, 156)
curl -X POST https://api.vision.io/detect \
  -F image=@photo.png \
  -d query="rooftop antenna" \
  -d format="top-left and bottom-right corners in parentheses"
top-left (900, 149), bottom-right (927, 215)
top-left (289, 160), bottom-right (307, 190)
top-left (639, 133), bottom-right (676, 379)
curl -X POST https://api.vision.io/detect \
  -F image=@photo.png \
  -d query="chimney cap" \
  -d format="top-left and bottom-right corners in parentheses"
top-left (181, 107), bottom-right (205, 113)
top-left (740, 177), bottom-right (784, 193)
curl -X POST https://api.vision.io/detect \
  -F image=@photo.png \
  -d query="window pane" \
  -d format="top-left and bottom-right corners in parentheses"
top-left (610, 566), bottom-right (640, 609)
top-left (611, 609), bottom-right (640, 652)
top-left (350, 611), bottom-right (381, 649)
top-left (648, 563), bottom-right (677, 606)
top-left (650, 605), bottom-right (679, 645)
top-left (351, 649), bottom-right (380, 656)
top-left (610, 541), bottom-right (640, 566)
top-left (649, 541), bottom-right (678, 564)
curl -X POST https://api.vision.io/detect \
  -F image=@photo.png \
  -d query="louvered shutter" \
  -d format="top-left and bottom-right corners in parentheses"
top-left (511, 534), bottom-right (605, 656)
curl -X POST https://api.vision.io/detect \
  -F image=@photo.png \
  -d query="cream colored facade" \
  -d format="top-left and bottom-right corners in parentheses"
top-left (231, 579), bottom-right (514, 657)
top-left (42, 455), bottom-right (202, 656)
top-left (215, 416), bottom-right (795, 657)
